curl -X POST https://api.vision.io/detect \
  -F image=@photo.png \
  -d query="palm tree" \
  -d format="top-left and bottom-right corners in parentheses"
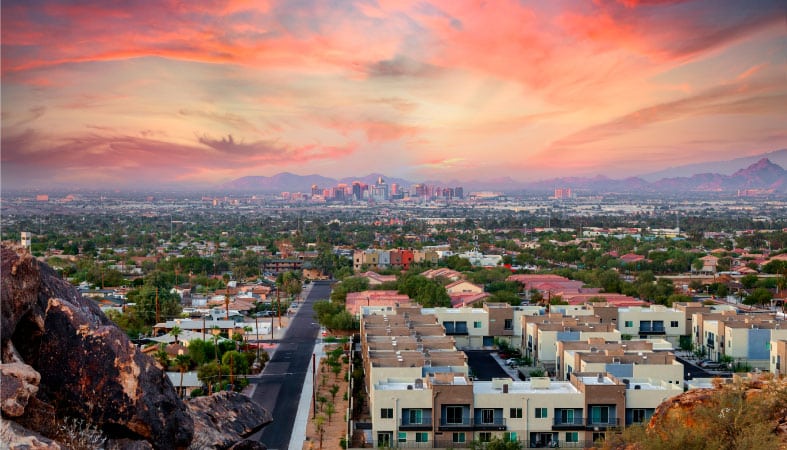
top-left (169, 325), bottom-right (182, 344)
top-left (154, 343), bottom-right (169, 369)
top-left (173, 354), bottom-right (191, 398)
top-left (224, 292), bottom-right (231, 320)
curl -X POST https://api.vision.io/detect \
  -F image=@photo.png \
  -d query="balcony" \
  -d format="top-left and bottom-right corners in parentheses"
top-left (399, 417), bottom-right (433, 431)
top-left (586, 417), bottom-right (620, 429)
top-left (638, 326), bottom-right (666, 335)
top-left (438, 418), bottom-right (506, 431)
top-left (552, 416), bottom-right (585, 430)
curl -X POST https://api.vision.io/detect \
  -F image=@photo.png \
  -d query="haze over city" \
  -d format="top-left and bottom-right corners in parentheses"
top-left (2, 0), bottom-right (786, 190)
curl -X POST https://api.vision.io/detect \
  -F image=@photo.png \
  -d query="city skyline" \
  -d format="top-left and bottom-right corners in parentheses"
top-left (2, 0), bottom-right (786, 190)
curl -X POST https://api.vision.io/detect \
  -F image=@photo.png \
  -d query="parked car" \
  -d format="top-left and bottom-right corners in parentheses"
top-left (505, 358), bottom-right (518, 367)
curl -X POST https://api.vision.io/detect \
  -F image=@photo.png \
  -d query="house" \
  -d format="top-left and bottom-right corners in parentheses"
top-left (346, 290), bottom-right (412, 316)
top-left (445, 280), bottom-right (484, 296)
top-left (359, 271), bottom-right (398, 286)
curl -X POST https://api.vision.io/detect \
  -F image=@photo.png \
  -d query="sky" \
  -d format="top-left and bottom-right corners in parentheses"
top-left (2, 0), bottom-right (786, 190)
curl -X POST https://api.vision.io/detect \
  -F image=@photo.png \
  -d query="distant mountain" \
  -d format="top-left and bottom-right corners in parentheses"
top-left (522, 175), bottom-right (649, 193)
top-left (218, 158), bottom-right (786, 195)
top-left (639, 148), bottom-right (787, 181)
top-left (650, 158), bottom-right (785, 192)
top-left (219, 172), bottom-right (337, 192)
top-left (336, 173), bottom-right (413, 187)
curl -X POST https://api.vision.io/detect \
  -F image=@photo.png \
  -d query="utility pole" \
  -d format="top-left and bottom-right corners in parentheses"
top-left (277, 288), bottom-right (282, 328)
top-left (255, 314), bottom-right (260, 361)
top-left (312, 353), bottom-right (317, 419)
top-left (155, 288), bottom-right (160, 324)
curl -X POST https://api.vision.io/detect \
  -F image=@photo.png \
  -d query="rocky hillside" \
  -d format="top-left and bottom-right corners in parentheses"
top-left (604, 376), bottom-right (787, 450)
top-left (0, 243), bottom-right (271, 449)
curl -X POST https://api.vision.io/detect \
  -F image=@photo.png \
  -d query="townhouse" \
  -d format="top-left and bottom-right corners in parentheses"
top-left (693, 310), bottom-right (787, 367)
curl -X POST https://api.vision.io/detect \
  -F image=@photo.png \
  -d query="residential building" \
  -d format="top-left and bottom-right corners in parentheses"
top-left (770, 339), bottom-right (787, 376)
top-left (616, 305), bottom-right (686, 345)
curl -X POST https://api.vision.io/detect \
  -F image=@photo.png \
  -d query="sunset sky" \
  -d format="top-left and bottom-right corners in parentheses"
top-left (2, 0), bottom-right (785, 189)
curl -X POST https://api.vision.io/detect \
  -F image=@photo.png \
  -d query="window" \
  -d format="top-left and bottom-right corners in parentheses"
top-left (398, 432), bottom-right (407, 443)
top-left (380, 408), bottom-right (393, 419)
top-left (415, 432), bottom-right (428, 443)
top-left (481, 409), bottom-right (494, 424)
top-left (560, 409), bottom-right (575, 424)
top-left (590, 406), bottom-right (610, 424)
top-left (409, 409), bottom-right (422, 424)
top-left (510, 408), bottom-right (523, 418)
top-left (592, 432), bottom-right (606, 442)
top-left (446, 406), bottom-right (463, 424)
top-left (503, 432), bottom-right (518, 442)
top-left (474, 321), bottom-right (482, 329)
top-left (452, 432), bottom-right (466, 443)
top-left (566, 432), bottom-right (579, 443)
top-left (456, 321), bottom-right (468, 334)
top-left (670, 321), bottom-right (679, 327)
top-left (504, 319), bottom-right (513, 330)
top-left (479, 432), bottom-right (491, 442)
top-left (535, 407), bottom-right (548, 418)
top-left (632, 409), bottom-right (647, 423)
top-left (624, 320), bottom-right (633, 327)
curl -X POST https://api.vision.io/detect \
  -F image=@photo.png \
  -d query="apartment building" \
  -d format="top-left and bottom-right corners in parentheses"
top-left (770, 339), bottom-right (787, 376)
top-left (694, 311), bottom-right (787, 366)
top-left (424, 303), bottom-right (541, 349)
top-left (556, 339), bottom-right (681, 384)
top-left (370, 372), bottom-right (680, 448)
top-left (354, 249), bottom-right (379, 271)
top-left (616, 305), bottom-right (686, 345)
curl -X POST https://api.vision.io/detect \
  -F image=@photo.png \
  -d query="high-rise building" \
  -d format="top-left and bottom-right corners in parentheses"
top-left (311, 184), bottom-right (321, 196)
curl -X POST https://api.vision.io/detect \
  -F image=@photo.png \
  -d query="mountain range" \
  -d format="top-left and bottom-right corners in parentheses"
top-left (220, 155), bottom-right (787, 194)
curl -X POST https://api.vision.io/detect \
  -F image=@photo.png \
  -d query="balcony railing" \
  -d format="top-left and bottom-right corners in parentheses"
top-left (586, 417), bottom-right (620, 429)
top-left (552, 416), bottom-right (585, 430)
top-left (438, 417), bottom-right (506, 431)
top-left (399, 417), bottom-right (433, 430)
top-left (638, 326), bottom-right (666, 335)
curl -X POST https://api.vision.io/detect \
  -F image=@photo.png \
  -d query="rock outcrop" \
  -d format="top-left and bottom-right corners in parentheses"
top-left (187, 391), bottom-right (273, 450)
top-left (0, 244), bottom-right (195, 448)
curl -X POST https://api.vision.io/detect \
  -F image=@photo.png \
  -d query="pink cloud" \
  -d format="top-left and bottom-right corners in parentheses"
top-left (1, 129), bottom-right (356, 187)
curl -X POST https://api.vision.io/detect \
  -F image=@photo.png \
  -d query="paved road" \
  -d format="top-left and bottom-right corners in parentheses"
top-left (250, 280), bottom-right (332, 450)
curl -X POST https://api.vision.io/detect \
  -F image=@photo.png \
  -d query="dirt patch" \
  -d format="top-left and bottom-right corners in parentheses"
top-left (303, 344), bottom-right (351, 450)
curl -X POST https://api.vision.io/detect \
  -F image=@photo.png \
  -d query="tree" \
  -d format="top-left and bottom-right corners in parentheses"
top-left (329, 384), bottom-right (340, 403)
top-left (127, 284), bottom-right (182, 325)
top-left (471, 437), bottom-right (522, 450)
top-left (186, 339), bottom-right (214, 365)
top-left (154, 344), bottom-right (169, 369)
top-left (173, 354), bottom-right (191, 398)
top-left (314, 415), bottom-right (326, 450)
top-left (744, 288), bottom-right (772, 307)
top-left (169, 326), bottom-right (182, 344)
top-left (197, 361), bottom-right (220, 394)
top-left (741, 274), bottom-right (759, 289)
top-left (325, 402), bottom-right (336, 423)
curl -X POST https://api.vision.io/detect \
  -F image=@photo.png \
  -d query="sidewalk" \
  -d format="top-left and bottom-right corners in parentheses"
top-left (289, 342), bottom-right (325, 450)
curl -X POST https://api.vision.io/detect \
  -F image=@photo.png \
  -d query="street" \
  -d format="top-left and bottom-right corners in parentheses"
top-left (249, 280), bottom-right (332, 449)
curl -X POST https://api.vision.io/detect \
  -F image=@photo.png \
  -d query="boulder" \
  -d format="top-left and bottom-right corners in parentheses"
top-left (228, 440), bottom-right (268, 450)
top-left (0, 419), bottom-right (61, 450)
top-left (1, 244), bottom-right (193, 449)
top-left (187, 391), bottom-right (273, 450)
top-left (1, 361), bottom-right (40, 417)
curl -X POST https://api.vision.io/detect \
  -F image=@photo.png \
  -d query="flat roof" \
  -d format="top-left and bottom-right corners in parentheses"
top-left (473, 380), bottom-right (580, 395)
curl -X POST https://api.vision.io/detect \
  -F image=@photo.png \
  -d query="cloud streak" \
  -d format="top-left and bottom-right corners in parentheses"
top-left (1, 0), bottom-right (786, 188)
